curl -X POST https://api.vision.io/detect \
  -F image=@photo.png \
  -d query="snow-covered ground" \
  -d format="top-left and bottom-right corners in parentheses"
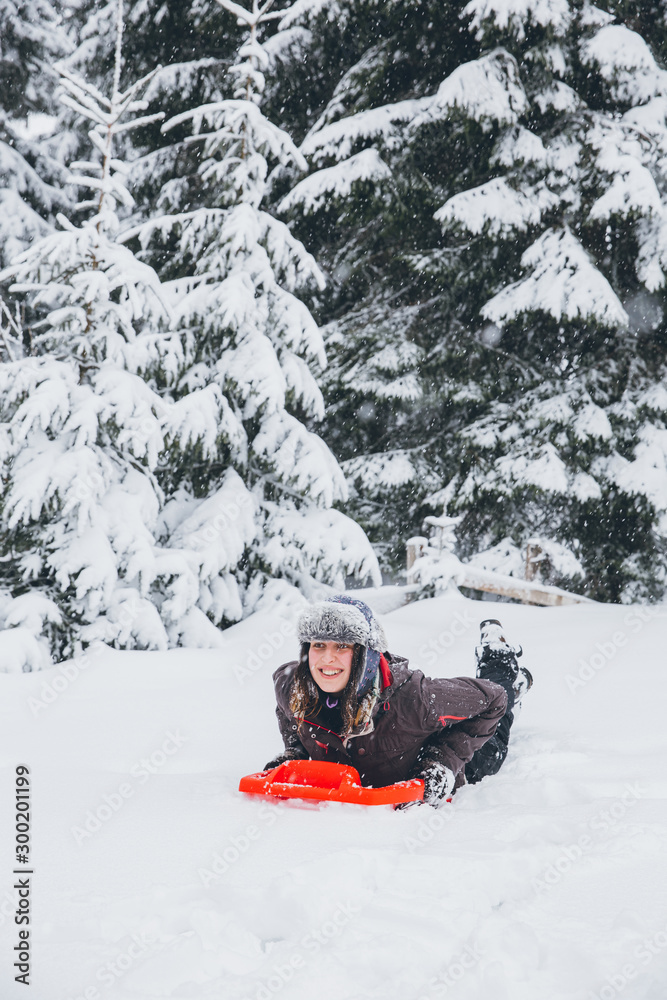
top-left (1, 593), bottom-right (666, 1000)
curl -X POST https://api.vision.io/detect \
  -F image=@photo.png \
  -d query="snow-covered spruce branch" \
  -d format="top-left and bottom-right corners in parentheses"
top-left (161, 100), bottom-right (306, 172)
top-left (54, 1), bottom-right (164, 231)
top-left (473, 340), bottom-right (543, 381)
top-left (213, 0), bottom-right (285, 28)
top-left (0, 297), bottom-right (24, 360)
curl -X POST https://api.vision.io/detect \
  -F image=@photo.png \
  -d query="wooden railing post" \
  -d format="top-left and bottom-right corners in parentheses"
top-left (525, 541), bottom-right (543, 582)
top-left (406, 536), bottom-right (429, 574)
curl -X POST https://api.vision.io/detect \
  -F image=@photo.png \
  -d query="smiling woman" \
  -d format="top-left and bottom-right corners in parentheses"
top-left (263, 596), bottom-right (533, 807)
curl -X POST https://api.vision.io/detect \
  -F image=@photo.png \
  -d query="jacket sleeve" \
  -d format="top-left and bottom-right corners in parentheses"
top-left (412, 674), bottom-right (508, 779)
top-left (275, 705), bottom-right (309, 759)
top-left (268, 662), bottom-right (309, 763)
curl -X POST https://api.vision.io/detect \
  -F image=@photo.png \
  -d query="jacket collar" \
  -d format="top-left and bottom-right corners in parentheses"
top-left (379, 654), bottom-right (410, 699)
top-left (295, 653), bottom-right (411, 745)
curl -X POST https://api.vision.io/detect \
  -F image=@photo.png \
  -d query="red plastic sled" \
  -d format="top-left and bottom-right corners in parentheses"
top-left (239, 760), bottom-right (424, 806)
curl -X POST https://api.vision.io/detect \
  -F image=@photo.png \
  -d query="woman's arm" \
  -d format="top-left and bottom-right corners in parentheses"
top-left (263, 705), bottom-right (310, 770)
top-left (412, 675), bottom-right (508, 797)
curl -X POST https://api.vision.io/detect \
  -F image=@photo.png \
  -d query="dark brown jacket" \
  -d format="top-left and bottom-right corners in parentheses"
top-left (273, 653), bottom-right (508, 788)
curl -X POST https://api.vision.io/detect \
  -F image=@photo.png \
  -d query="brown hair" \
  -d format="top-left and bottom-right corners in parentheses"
top-left (289, 642), bottom-right (367, 735)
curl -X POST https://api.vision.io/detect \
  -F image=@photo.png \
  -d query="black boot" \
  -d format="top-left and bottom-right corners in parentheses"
top-left (475, 619), bottom-right (532, 704)
top-left (465, 619), bottom-right (531, 785)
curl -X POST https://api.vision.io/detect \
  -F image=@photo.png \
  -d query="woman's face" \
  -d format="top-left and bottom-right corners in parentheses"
top-left (308, 641), bottom-right (355, 694)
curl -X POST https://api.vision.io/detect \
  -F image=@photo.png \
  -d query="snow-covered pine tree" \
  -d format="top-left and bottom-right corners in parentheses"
top-left (0, 2), bottom-right (206, 670)
top-left (63, 0), bottom-right (245, 233)
top-left (272, 0), bottom-right (667, 601)
top-left (129, 0), bottom-right (380, 620)
top-left (0, 0), bottom-right (70, 267)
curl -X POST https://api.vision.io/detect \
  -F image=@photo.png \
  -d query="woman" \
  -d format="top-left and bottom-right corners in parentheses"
top-left (264, 595), bottom-right (532, 806)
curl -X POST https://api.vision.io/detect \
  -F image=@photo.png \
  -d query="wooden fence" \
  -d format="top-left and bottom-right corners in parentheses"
top-left (406, 538), bottom-right (594, 607)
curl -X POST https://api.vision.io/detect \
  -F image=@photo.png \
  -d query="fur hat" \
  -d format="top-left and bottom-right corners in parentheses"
top-left (297, 595), bottom-right (387, 699)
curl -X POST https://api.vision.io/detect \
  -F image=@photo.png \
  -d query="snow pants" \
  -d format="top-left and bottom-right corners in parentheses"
top-left (464, 647), bottom-right (517, 785)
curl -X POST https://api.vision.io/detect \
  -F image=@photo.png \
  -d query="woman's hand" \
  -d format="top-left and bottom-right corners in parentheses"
top-left (421, 761), bottom-right (456, 805)
top-left (263, 751), bottom-right (308, 771)
top-left (397, 761), bottom-right (456, 809)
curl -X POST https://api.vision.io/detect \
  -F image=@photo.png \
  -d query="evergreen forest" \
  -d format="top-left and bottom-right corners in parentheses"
top-left (2, 0), bottom-right (667, 666)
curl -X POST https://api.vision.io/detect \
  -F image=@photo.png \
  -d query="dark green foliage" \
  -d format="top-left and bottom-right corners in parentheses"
top-left (266, 0), bottom-right (667, 600)
top-left (0, 0), bottom-right (69, 267)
